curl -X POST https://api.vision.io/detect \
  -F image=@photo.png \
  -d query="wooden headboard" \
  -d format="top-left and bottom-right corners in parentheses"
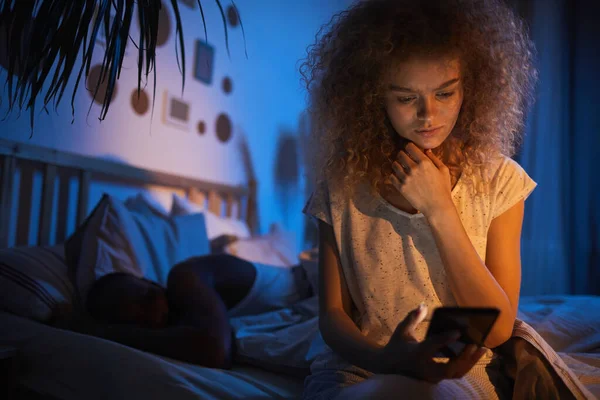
top-left (0, 138), bottom-right (258, 249)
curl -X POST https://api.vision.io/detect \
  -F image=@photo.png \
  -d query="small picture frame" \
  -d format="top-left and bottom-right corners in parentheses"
top-left (162, 90), bottom-right (191, 131)
top-left (193, 39), bottom-right (215, 85)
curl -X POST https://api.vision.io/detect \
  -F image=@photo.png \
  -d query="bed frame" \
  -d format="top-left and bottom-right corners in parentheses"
top-left (0, 138), bottom-right (258, 249)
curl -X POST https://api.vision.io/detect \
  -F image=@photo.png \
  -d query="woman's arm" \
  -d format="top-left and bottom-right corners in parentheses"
top-left (317, 220), bottom-right (486, 378)
top-left (317, 220), bottom-right (385, 372)
top-left (426, 200), bottom-right (524, 348)
top-left (392, 144), bottom-right (522, 349)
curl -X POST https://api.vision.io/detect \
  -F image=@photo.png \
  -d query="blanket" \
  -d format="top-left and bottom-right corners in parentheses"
top-left (231, 295), bottom-right (600, 398)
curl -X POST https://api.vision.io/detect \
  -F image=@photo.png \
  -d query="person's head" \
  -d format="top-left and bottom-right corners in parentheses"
top-left (86, 272), bottom-right (169, 328)
top-left (383, 54), bottom-right (463, 152)
top-left (301, 0), bottom-right (538, 193)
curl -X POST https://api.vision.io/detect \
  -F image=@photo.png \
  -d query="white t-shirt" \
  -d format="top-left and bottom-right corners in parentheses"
top-left (303, 155), bottom-right (537, 369)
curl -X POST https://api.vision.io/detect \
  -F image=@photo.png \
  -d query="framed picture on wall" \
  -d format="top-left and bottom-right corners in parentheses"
top-left (193, 39), bottom-right (215, 85)
top-left (162, 90), bottom-right (191, 131)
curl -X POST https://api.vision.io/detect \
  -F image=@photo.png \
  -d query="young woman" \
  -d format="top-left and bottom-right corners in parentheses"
top-left (297, 0), bottom-right (569, 398)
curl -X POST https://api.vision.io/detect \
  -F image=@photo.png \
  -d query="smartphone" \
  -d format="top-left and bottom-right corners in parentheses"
top-left (425, 306), bottom-right (500, 358)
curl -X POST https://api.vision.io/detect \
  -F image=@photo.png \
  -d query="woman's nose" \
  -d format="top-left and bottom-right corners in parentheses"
top-left (417, 97), bottom-right (436, 121)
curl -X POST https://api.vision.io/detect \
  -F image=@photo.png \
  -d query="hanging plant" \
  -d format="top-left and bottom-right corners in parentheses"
top-left (0, 0), bottom-right (246, 132)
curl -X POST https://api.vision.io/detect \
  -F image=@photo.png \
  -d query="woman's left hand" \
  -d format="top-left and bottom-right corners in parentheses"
top-left (389, 143), bottom-right (454, 217)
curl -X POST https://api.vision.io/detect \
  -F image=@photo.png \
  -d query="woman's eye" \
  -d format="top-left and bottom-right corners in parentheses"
top-left (396, 92), bottom-right (455, 104)
top-left (397, 97), bottom-right (415, 104)
top-left (437, 91), bottom-right (455, 99)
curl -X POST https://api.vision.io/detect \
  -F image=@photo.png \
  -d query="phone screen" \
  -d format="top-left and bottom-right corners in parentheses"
top-left (425, 307), bottom-right (500, 356)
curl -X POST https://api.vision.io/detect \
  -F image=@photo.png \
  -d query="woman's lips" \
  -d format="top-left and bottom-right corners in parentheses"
top-left (415, 126), bottom-right (443, 137)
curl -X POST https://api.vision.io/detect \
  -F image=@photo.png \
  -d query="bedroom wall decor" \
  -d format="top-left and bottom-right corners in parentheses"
top-left (216, 113), bottom-right (232, 143)
top-left (131, 89), bottom-right (150, 116)
top-left (0, 0), bottom-right (355, 254)
top-left (222, 77), bottom-right (233, 94)
top-left (86, 64), bottom-right (119, 106)
top-left (227, 5), bottom-right (240, 27)
top-left (193, 39), bottom-right (215, 85)
top-left (0, 0), bottom-right (244, 129)
top-left (197, 121), bottom-right (207, 135)
top-left (163, 91), bottom-right (191, 131)
top-left (156, 5), bottom-right (172, 47)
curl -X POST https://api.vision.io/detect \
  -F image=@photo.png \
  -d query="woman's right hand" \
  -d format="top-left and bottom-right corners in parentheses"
top-left (375, 304), bottom-right (487, 383)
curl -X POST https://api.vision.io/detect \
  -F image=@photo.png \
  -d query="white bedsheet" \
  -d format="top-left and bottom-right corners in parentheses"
top-left (232, 295), bottom-right (600, 397)
top-left (0, 311), bottom-right (304, 400)
top-left (518, 295), bottom-right (600, 398)
top-left (518, 295), bottom-right (600, 354)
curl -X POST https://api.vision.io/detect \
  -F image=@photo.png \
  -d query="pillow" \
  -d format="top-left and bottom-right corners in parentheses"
top-left (171, 194), bottom-right (251, 240)
top-left (65, 194), bottom-right (210, 307)
top-left (0, 245), bottom-right (75, 322)
top-left (224, 227), bottom-right (299, 267)
top-left (125, 192), bottom-right (170, 217)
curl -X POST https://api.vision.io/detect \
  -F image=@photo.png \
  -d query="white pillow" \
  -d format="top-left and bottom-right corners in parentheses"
top-left (224, 228), bottom-right (299, 268)
top-left (65, 194), bottom-right (210, 306)
top-left (0, 245), bottom-right (74, 322)
top-left (171, 194), bottom-right (251, 240)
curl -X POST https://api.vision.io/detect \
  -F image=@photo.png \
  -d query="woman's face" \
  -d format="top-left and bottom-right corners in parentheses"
top-left (384, 55), bottom-right (464, 150)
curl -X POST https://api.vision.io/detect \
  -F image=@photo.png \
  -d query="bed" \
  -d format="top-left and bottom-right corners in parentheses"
top-left (0, 138), bottom-right (307, 399)
top-left (1, 138), bottom-right (599, 399)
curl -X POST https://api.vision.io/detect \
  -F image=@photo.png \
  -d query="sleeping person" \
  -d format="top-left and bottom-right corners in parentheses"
top-left (69, 254), bottom-right (313, 368)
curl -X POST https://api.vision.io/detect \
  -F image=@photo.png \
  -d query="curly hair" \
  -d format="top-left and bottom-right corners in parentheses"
top-left (300, 0), bottom-right (538, 194)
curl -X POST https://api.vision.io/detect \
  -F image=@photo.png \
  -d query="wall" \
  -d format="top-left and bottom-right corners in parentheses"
top-left (0, 0), bottom-right (352, 249)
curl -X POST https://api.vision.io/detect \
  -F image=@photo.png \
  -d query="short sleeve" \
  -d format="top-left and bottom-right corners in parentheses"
top-left (490, 157), bottom-right (537, 219)
top-left (302, 180), bottom-right (334, 226)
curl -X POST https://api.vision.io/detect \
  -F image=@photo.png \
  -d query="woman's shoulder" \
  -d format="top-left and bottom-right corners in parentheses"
top-left (303, 176), bottom-right (352, 223)
top-left (461, 154), bottom-right (535, 198)
top-left (309, 175), bottom-right (367, 201)
top-left (483, 155), bottom-right (533, 186)
top-left (475, 154), bottom-right (537, 217)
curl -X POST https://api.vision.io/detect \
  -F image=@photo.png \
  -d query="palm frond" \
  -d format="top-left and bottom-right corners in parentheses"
top-left (0, 0), bottom-right (245, 133)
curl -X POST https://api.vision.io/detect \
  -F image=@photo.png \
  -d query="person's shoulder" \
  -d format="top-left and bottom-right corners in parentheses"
top-left (311, 175), bottom-right (355, 200)
top-left (485, 155), bottom-right (530, 184)
top-left (480, 155), bottom-right (537, 218)
top-left (303, 175), bottom-right (350, 222)
top-left (464, 154), bottom-right (535, 198)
